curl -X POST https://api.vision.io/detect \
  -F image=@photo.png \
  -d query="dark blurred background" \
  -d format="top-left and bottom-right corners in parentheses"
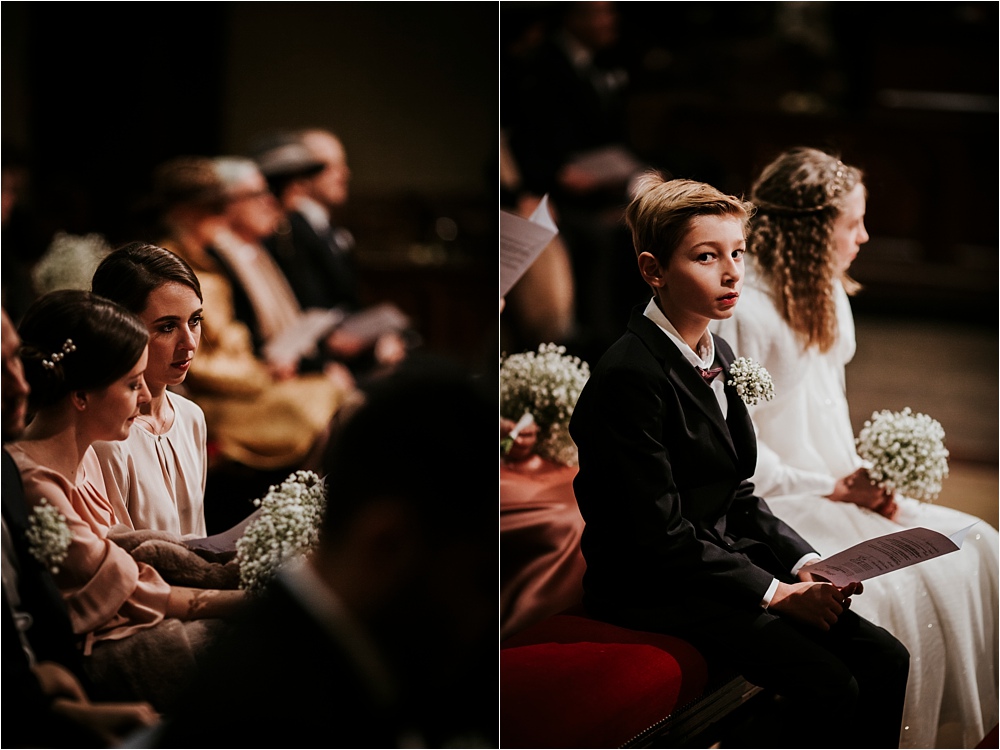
top-left (500, 1), bottom-right (997, 525)
top-left (617, 1), bottom-right (997, 322)
top-left (2, 1), bottom-right (498, 371)
top-left (3, 2), bottom-right (997, 521)
top-left (502, 0), bottom-right (996, 326)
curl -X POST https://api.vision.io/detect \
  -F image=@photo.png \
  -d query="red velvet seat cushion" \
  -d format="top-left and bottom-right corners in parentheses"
top-left (500, 614), bottom-right (709, 749)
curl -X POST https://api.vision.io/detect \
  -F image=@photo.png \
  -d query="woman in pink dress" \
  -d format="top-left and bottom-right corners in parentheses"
top-left (8, 289), bottom-right (245, 710)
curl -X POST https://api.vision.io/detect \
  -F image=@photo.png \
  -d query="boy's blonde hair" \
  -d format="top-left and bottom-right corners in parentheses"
top-left (624, 172), bottom-right (754, 266)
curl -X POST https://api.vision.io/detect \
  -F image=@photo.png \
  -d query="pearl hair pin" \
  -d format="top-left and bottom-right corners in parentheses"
top-left (41, 339), bottom-right (77, 370)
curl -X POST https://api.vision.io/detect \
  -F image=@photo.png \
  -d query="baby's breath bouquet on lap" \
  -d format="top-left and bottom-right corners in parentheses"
top-left (856, 407), bottom-right (949, 503)
top-left (500, 343), bottom-right (590, 467)
top-left (235, 470), bottom-right (328, 594)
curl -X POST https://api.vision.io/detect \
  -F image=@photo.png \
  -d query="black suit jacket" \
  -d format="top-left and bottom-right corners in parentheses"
top-left (265, 211), bottom-right (361, 313)
top-left (508, 39), bottom-right (630, 202)
top-left (569, 306), bottom-right (816, 618)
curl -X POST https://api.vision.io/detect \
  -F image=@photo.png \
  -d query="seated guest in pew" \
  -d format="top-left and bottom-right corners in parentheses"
top-left (3, 306), bottom-right (160, 748)
top-left (249, 129), bottom-right (413, 380)
top-left (249, 127), bottom-right (362, 313)
top-left (210, 154), bottom-right (367, 387)
top-left (90, 243), bottom-right (209, 539)
top-left (214, 152), bottom-right (412, 388)
top-left (149, 156), bottom-right (352, 480)
top-left (568, 173), bottom-right (909, 748)
top-left (7, 290), bottom-right (246, 712)
top-left (144, 358), bottom-right (496, 748)
top-left (712, 146), bottom-right (999, 749)
top-left (90, 242), bottom-right (256, 576)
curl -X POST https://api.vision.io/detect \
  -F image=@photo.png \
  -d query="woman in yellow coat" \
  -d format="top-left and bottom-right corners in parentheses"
top-left (148, 155), bottom-right (351, 472)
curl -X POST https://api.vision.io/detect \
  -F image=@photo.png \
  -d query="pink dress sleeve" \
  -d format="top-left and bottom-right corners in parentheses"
top-left (9, 446), bottom-right (172, 655)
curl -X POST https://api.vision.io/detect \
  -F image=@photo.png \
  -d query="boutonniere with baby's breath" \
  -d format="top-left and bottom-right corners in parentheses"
top-left (726, 357), bottom-right (776, 406)
top-left (856, 407), bottom-right (949, 503)
top-left (235, 470), bottom-right (328, 594)
top-left (26, 499), bottom-right (73, 575)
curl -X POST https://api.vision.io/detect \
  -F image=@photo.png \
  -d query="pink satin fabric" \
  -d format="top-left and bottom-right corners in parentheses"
top-left (500, 457), bottom-right (587, 641)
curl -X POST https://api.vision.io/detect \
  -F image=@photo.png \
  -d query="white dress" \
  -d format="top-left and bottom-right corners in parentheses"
top-left (91, 391), bottom-right (208, 538)
top-left (712, 267), bottom-right (999, 749)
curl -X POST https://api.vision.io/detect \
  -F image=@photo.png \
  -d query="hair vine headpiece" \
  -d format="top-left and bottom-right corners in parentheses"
top-left (755, 158), bottom-right (852, 216)
top-left (752, 200), bottom-right (829, 216)
top-left (827, 159), bottom-right (848, 198)
top-left (41, 339), bottom-right (77, 370)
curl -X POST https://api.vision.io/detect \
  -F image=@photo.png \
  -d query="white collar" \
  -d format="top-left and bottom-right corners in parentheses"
top-left (290, 195), bottom-right (331, 234)
top-left (642, 298), bottom-right (716, 370)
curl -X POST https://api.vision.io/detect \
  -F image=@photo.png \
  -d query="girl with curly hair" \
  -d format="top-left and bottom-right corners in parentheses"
top-left (714, 146), bottom-right (998, 748)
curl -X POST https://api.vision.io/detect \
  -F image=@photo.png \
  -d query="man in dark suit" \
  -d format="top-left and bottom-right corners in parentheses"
top-left (506, 1), bottom-right (649, 362)
top-left (252, 128), bottom-right (411, 378)
top-left (253, 129), bottom-right (360, 313)
top-left (569, 175), bottom-right (909, 748)
top-left (150, 357), bottom-right (496, 748)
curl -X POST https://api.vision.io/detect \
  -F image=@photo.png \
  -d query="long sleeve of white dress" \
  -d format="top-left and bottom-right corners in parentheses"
top-left (713, 273), bottom-right (859, 499)
top-left (711, 265), bottom-right (999, 749)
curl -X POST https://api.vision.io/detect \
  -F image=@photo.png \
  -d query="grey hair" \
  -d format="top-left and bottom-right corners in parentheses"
top-left (212, 156), bottom-right (263, 194)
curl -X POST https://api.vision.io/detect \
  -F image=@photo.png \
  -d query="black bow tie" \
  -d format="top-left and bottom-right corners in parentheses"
top-left (697, 366), bottom-right (724, 383)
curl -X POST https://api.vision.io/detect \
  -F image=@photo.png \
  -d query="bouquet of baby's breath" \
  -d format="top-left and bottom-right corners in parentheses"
top-left (726, 357), bottom-right (776, 406)
top-left (32, 232), bottom-right (113, 295)
top-left (26, 499), bottom-right (72, 575)
top-left (856, 407), bottom-right (949, 503)
top-left (500, 343), bottom-right (590, 467)
top-left (235, 470), bottom-right (327, 594)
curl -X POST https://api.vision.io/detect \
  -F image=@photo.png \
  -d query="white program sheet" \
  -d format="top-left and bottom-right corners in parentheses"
top-left (806, 523), bottom-right (979, 586)
top-left (500, 194), bottom-right (559, 298)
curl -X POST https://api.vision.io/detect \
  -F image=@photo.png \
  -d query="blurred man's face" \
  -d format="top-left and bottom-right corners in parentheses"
top-left (304, 132), bottom-right (351, 209)
top-left (1, 309), bottom-right (30, 440)
top-left (224, 171), bottom-right (283, 242)
top-left (567, 1), bottom-right (619, 51)
top-left (1, 167), bottom-right (26, 227)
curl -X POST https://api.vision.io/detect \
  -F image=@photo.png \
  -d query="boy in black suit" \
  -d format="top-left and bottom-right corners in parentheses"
top-left (569, 174), bottom-right (909, 748)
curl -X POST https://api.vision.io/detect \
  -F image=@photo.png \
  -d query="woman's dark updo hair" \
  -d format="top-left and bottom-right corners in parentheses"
top-left (92, 241), bottom-right (203, 315)
top-left (18, 289), bottom-right (149, 411)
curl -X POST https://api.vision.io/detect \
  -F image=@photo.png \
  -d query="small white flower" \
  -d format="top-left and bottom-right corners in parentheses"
top-left (32, 232), bottom-right (113, 296)
top-left (25, 499), bottom-right (72, 575)
top-left (235, 470), bottom-right (328, 594)
top-left (856, 407), bottom-right (949, 503)
top-left (726, 357), bottom-right (776, 407)
top-left (500, 343), bottom-right (590, 466)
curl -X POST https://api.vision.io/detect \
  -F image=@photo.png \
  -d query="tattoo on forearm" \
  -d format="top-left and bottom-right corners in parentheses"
top-left (186, 590), bottom-right (213, 618)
